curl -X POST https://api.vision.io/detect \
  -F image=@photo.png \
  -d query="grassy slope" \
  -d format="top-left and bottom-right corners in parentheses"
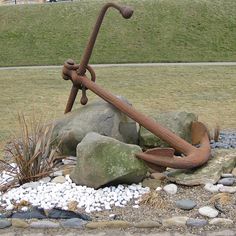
top-left (0, 0), bottom-right (236, 66)
top-left (1, 65), bottom-right (236, 155)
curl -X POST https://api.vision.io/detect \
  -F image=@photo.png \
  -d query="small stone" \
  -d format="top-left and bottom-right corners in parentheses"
top-left (21, 182), bottom-right (40, 189)
top-left (209, 218), bottom-right (233, 225)
top-left (20, 206), bottom-right (28, 212)
top-left (176, 199), bottom-right (197, 210)
top-left (204, 183), bottom-right (222, 193)
top-left (0, 219), bottom-right (12, 229)
top-left (30, 220), bottom-right (60, 228)
top-left (0, 212), bottom-right (12, 219)
top-left (48, 208), bottom-right (91, 221)
top-left (134, 220), bottom-right (161, 228)
top-left (156, 187), bottom-right (162, 191)
top-left (52, 170), bottom-right (63, 177)
top-left (163, 184), bottom-right (177, 195)
top-left (62, 157), bottom-right (77, 165)
top-left (61, 218), bottom-right (87, 228)
top-left (11, 218), bottom-right (29, 228)
top-left (40, 177), bottom-right (51, 183)
top-left (186, 218), bottom-right (208, 227)
top-left (219, 186), bottom-right (236, 193)
top-left (198, 206), bottom-right (218, 218)
top-left (162, 216), bottom-right (189, 227)
top-left (232, 168), bottom-right (236, 176)
top-left (109, 214), bottom-right (116, 219)
top-left (86, 220), bottom-right (131, 229)
top-left (12, 207), bottom-right (47, 219)
top-left (221, 173), bottom-right (233, 178)
top-left (51, 176), bottom-right (66, 184)
top-left (142, 178), bottom-right (161, 190)
top-left (218, 178), bottom-right (235, 186)
top-left (150, 172), bottom-right (166, 180)
top-left (68, 201), bottom-right (78, 212)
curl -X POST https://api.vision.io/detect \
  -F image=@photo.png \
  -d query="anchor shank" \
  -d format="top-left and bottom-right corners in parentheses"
top-left (78, 3), bottom-right (133, 76)
top-left (70, 70), bottom-right (195, 155)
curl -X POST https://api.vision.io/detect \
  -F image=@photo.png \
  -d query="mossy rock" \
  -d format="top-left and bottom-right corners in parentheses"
top-left (139, 111), bottom-right (197, 149)
top-left (70, 132), bottom-right (148, 189)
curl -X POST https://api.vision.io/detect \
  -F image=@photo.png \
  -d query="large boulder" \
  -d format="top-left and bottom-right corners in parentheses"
top-left (70, 132), bottom-right (148, 189)
top-left (139, 111), bottom-right (197, 150)
top-left (166, 149), bottom-right (236, 186)
top-left (51, 98), bottom-right (138, 156)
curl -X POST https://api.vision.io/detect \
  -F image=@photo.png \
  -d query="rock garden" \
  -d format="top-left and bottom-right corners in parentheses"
top-left (0, 98), bottom-right (235, 235)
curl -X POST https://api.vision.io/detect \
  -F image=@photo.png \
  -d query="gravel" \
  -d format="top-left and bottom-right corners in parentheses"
top-left (211, 131), bottom-right (236, 149)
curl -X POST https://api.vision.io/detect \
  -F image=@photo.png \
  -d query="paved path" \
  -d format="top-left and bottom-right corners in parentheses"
top-left (1, 228), bottom-right (236, 236)
top-left (0, 62), bottom-right (236, 70)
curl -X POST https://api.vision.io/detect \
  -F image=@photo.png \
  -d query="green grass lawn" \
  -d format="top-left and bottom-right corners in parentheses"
top-left (1, 65), bottom-right (236, 158)
top-left (1, 0), bottom-right (236, 66)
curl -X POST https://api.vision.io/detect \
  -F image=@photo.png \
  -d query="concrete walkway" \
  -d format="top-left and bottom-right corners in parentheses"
top-left (1, 228), bottom-right (236, 236)
top-left (0, 62), bottom-right (236, 70)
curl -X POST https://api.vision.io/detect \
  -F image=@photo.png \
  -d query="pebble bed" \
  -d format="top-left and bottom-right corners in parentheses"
top-left (0, 130), bottom-right (235, 234)
top-left (211, 131), bottom-right (236, 149)
top-left (0, 175), bottom-right (149, 213)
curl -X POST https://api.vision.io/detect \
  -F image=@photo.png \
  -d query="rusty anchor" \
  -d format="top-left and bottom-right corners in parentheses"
top-left (62, 2), bottom-right (211, 170)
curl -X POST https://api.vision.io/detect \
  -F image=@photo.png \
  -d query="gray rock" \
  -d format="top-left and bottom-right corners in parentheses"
top-left (30, 220), bottom-right (60, 228)
top-left (0, 219), bottom-right (12, 229)
top-left (12, 207), bottom-right (46, 219)
top-left (199, 206), bottom-right (219, 218)
top-left (139, 111), bottom-right (197, 149)
top-left (61, 218), bottom-right (87, 228)
top-left (166, 149), bottom-right (236, 186)
top-left (186, 218), bottom-right (208, 227)
top-left (52, 99), bottom-right (138, 156)
top-left (70, 132), bottom-right (148, 189)
top-left (218, 177), bottom-right (235, 186)
top-left (48, 208), bottom-right (91, 221)
top-left (176, 199), bottom-right (197, 210)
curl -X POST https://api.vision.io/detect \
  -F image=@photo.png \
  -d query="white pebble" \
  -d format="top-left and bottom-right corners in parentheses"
top-left (219, 186), bottom-right (236, 193)
top-left (204, 183), bottom-right (223, 193)
top-left (156, 187), bottom-right (162, 191)
top-left (163, 184), bottom-right (178, 195)
top-left (199, 206), bottom-right (218, 218)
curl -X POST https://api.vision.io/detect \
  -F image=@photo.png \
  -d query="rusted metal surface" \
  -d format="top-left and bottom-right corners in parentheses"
top-left (62, 3), bottom-right (211, 170)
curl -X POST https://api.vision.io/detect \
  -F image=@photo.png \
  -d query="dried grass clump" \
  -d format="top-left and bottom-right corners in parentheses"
top-left (139, 190), bottom-right (169, 209)
top-left (0, 113), bottom-right (62, 191)
top-left (209, 193), bottom-right (232, 205)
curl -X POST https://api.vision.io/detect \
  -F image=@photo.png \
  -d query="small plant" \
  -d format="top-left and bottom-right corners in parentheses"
top-left (0, 113), bottom-right (62, 191)
top-left (213, 124), bottom-right (220, 142)
top-left (139, 190), bottom-right (170, 209)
